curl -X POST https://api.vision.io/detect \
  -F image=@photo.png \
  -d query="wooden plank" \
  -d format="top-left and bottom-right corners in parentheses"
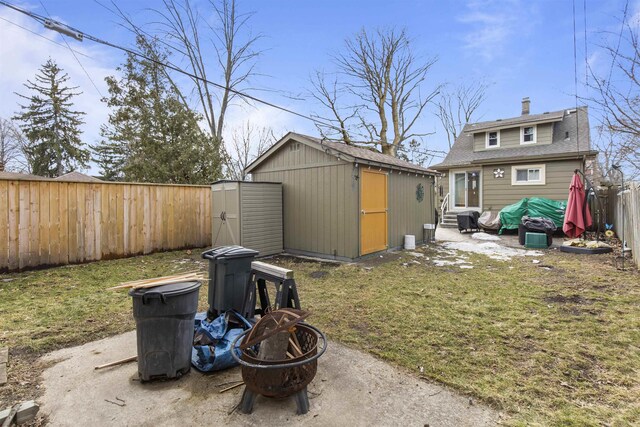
top-left (93, 184), bottom-right (102, 260)
top-left (136, 185), bottom-right (144, 254)
top-left (83, 183), bottom-right (95, 261)
top-left (67, 183), bottom-right (78, 263)
top-left (251, 261), bottom-right (294, 279)
top-left (0, 348), bottom-right (7, 364)
top-left (17, 182), bottom-right (29, 269)
top-left (0, 363), bottom-right (6, 386)
top-left (0, 401), bottom-right (39, 425)
top-left (0, 181), bottom-right (8, 270)
top-left (48, 183), bottom-right (60, 265)
top-left (8, 183), bottom-right (19, 269)
top-left (123, 185), bottom-right (130, 255)
top-left (58, 183), bottom-right (69, 265)
top-left (27, 182), bottom-right (39, 268)
top-left (143, 186), bottom-right (151, 253)
top-left (38, 182), bottom-right (50, 266)
top-left (76, 184), bottom-right (86, 262)
top-left (115, 185), bottom-right (125, 256)
top-left (101, 182), bottom-right (110, 257)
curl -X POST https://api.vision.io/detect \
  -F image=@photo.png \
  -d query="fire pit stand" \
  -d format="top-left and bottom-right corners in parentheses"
top-left (231, 323), bottom-right (327, 415)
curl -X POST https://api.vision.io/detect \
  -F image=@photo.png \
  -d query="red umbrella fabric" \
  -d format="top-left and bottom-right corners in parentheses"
top-left (563, 173), bottom-right (592, 238)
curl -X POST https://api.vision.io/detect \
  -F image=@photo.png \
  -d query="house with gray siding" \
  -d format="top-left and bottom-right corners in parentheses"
top-left (431, 98), bottom-right (598, 219)
top-left (245, 132), bottom-right (437, 261)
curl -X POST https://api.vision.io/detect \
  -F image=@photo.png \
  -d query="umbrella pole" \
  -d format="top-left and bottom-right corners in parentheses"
top-left (573, 169), bottom-right (602, 242)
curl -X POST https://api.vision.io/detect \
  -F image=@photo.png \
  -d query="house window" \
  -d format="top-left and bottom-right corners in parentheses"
top-left (486, 131), bottom-right (500, 148)
top-left (511, 164), bottom-right (545, 185)
top-left (521, 126), bottom-right (536, 144)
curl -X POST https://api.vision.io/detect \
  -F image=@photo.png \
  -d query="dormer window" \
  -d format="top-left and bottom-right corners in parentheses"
top-left (486, 131), bottom-right (500, 148)
top-left (521, 126), bottom-right (536, 144)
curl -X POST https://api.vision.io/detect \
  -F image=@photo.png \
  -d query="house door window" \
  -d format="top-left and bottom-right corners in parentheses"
top-left (452, 170), bottom-right (481, 209)
top-left (454, 173), bottom-right (466, 207)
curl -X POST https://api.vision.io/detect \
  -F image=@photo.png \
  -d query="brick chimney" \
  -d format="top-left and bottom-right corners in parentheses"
top-left (521, 97), bottom-right (530, 115)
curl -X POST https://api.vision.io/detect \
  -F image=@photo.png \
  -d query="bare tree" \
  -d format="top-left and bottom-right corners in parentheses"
top-left (226, 122), bottom-right (275, 181)
top-left (587, 15), bottom-right (640, 179)
top-left (111, 0), bottom-right (262, 177)
top-left (0, 117), bottom-right (25, 172)
top-left (312, 28), bottom-right (439, 157)
top-left (435, 80), bottom-right (489, 149)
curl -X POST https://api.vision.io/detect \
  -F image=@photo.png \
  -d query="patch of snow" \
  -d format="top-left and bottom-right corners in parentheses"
top-left (460, 265), bottom-right (474, 269)
top-left (471, 232), bottom-right (501, 241)
top-left (532, 259), bottom-right (541, 264)
top-left (432, 258), bottom-right (472, 267)
top-left (442, 241), bottom-right (543, 261)
top-left (407, 251), bottom-right (424, 258)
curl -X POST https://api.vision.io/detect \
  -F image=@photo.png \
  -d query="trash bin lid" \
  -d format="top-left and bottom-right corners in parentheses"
top-left (202, 245), bottom-right (259, 260)
top-left (129, 281), bottom-right (201, 298)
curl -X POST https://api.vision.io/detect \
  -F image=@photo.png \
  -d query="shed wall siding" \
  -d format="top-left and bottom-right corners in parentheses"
top-left (251, 141), bottom-right (358, 259)
top-left (482, 159), bottom-right (581, 211)
top-left (240, 183), bottom-right (283, 256)
top-left (387, 172), bottom-right (435, 248)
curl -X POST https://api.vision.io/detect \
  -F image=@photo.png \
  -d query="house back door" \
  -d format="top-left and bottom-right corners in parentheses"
top-left (360, 170), bottom-right (388, 255)
top-left (467, 171), bottom-right (480, 207)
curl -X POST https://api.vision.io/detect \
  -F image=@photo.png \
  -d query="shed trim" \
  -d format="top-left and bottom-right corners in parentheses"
top-left (246, 132), bottom-right (437, 176)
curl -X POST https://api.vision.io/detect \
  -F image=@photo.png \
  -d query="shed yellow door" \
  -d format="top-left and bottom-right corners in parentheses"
top-left (360, 170), bottom-right (388, 255)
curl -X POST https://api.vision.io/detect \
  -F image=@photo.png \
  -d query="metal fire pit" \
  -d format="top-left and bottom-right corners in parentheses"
top-left (231, 323), bottom-right (327, 414)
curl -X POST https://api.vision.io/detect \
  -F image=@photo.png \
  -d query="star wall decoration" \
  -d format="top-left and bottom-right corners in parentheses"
top-left (493, 168), bottom-right (505, 178)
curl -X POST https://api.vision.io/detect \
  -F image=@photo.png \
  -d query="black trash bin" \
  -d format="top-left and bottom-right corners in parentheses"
top-left (129, 281), bottom-right (201, 381)
top-left (202, 246), bottom-right (259, 319)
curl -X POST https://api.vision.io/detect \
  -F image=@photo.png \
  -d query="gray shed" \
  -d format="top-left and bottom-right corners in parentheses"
top-left (211, 181), bottom-right (283, 256)
top-left (245, 132), bottom-right (438, 261)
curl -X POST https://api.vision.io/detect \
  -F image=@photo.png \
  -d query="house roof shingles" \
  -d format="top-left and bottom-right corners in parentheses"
top-left (431, 107), bottom-right (595, 170)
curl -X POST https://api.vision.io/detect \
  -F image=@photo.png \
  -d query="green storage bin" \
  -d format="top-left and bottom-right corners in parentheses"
top-left (525, 232), bottom-right (549, 249)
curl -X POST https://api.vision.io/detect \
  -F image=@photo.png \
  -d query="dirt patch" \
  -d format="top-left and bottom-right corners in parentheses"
top-left (543, 294), bottom-right (595, 305)
top-left (308, 270), bottom-right (329, 279)
top-left (357, 252), bottom-right (403, 267)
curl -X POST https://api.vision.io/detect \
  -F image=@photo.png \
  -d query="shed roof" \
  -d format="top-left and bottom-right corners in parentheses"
top-left (0, 171), bottom-right (51, 181)
top-left (431, 107), bottom-right (596, 170)
top-left (246, 132), bottom-right (437, 175)
top-left (54, 171), bottom-right (103, 182)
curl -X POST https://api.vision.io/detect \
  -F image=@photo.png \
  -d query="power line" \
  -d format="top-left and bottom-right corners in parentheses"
top-left (572, 0), bottom-right (580, 157)
top-left (0, 0), bottom-right (340, 131)
top-left (0, 0), bottom-right (448, 159)
top-left (38, 0), bottom-right (104, 98)
top-left (0, 16), bottom-right (93, 59)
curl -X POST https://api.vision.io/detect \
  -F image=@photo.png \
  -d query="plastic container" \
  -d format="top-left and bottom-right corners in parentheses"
top-left (129, 281), bottom-right (201, 381)
top-left (519, 224), bottom-right (553, 246)
top-left (202, 246), bottom-right (259, 318)
top-left (404, 235), bottom-right (416, 250)
top-left (525, 232), bottom-right (549, 249)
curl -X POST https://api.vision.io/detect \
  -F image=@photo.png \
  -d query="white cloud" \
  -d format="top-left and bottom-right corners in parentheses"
top-left (458, 0), bottom-right (535, 61)
top-left (0, 7), bottom-right (119, 173)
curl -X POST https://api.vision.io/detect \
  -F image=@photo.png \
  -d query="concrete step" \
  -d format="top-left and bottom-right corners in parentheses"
top-left (439, 222), bottom-right (458, 229)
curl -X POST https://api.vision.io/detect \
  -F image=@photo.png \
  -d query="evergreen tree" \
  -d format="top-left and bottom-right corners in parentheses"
top-left (96, 37), bottom-right (220, 184)
top-left (14, 59), bottom-right (89, 177)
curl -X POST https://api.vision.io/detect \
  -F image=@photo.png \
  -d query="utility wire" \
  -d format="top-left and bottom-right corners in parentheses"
top-left (572, 0), bottom-right (581, 157)
top-left (38, 0), bottom-right (103, 98)
top-left (0, 0), bottom-right (448, 159)
top-left (0, 16), bottom-right (92, 59)
top-left (0, 1), bottom-right (339, 130)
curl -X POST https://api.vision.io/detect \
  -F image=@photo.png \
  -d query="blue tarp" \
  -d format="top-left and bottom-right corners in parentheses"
top-left (191, 310), bottom-right (252, 372)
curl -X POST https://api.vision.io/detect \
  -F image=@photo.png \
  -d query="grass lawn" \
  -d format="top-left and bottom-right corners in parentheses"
top-left (1, 245), bottom-right (639, 426)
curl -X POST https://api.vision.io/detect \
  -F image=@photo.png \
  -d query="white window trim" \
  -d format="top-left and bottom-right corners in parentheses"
top-left (520, 125), bottom-right (537, 145)
top-left (511, 164), bottom-right (546, 185)
top-left (485, 130), bottom-right (501, 149)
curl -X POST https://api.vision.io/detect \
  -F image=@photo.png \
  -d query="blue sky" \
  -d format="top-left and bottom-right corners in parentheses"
top-left (0, 0), bottom-right (634, 171)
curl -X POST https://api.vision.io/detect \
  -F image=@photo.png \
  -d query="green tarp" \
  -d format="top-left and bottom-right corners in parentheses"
top-left (498, 197), bottom-right (567, 234)
top-left (498, 198), bottom-right (529, 234)
top-left (527, 197), bottom-right (567, 229)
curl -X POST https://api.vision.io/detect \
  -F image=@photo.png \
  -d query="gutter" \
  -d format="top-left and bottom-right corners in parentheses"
top-left (434, 150), bottom-right (598, 170)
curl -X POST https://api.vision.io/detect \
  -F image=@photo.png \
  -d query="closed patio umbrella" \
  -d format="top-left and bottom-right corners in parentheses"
top-left (563, 172), bottom-right (592, 238)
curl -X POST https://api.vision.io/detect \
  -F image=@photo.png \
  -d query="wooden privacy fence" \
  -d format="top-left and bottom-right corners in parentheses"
top-left (0, 179), bottom-right (212, 271)
top-left (609, 182), bottom-right (640, 269)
